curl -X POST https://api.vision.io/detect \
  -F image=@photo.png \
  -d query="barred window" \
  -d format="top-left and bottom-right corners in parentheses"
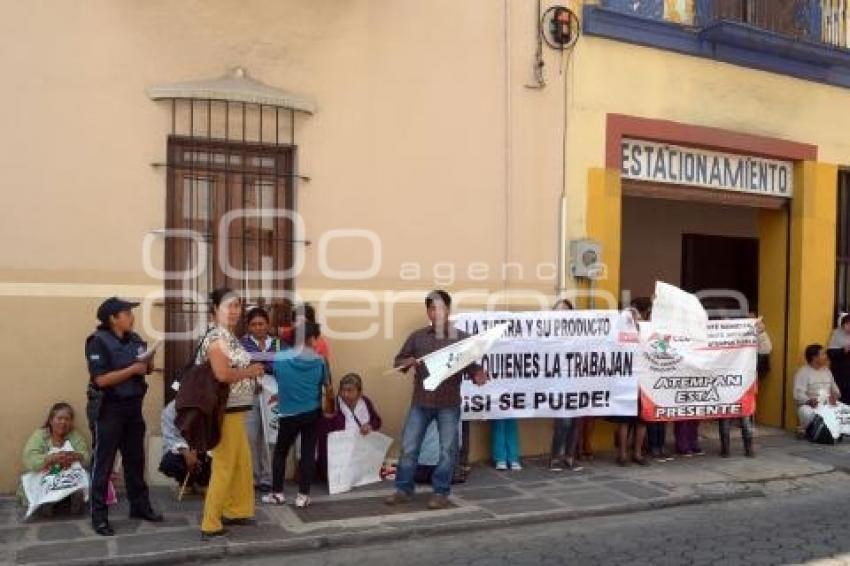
top-left (164, 137), bottom-right (296, 384)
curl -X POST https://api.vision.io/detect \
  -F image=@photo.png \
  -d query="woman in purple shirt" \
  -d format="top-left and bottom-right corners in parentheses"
top-left (317, 373), bottom-right (382, 480)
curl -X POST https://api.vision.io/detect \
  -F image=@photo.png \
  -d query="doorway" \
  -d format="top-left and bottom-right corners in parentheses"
top-left (681, 234), bottom-right (759, 317)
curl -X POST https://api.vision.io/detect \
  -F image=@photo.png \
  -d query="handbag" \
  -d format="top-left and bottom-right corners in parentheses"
top-left (173, 330), bottom-right (229, 453)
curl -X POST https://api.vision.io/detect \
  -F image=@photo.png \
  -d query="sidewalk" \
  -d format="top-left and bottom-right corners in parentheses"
top-left (3, 428), bottom-right (849, 566)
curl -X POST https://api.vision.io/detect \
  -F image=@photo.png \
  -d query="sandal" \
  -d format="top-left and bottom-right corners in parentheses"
top-left (261, 492), bottom-right (285, 505)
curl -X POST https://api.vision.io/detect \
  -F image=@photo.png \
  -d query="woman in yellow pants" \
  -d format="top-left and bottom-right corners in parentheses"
top-left (195, 288), bottom-right (266, 539)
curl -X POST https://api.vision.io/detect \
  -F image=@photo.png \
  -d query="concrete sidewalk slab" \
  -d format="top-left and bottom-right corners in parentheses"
top-left (2, 430), bottom-right (848, 566)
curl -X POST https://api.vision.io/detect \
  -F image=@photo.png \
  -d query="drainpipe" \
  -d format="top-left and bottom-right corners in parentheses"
top-left (504, 0), bottom-right (512, 304)
top-left (556, 52), bottom-right (571, 297)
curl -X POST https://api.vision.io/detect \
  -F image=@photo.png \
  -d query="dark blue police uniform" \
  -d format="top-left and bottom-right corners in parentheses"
top-left (85, 298), bottom-right (160, 534)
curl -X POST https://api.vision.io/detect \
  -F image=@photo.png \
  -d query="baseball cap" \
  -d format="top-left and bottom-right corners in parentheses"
top-left (97, 297), bottom-right (141, 323)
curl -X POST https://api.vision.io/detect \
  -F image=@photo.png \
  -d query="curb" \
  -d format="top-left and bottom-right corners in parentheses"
top-left (35, 487), bottom-right (764, 566)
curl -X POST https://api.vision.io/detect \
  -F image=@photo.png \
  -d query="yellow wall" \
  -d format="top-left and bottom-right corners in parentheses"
top-left (585, 168), bottom-right (622, 309)
top-left (757, 208), bottom-right (789, 428)
top-left (786, 162), bottom-right (839, 426)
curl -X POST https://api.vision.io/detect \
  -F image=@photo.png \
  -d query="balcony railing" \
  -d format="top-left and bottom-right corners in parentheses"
top-left (601, 0), bottom-right (849, 48)
top-left (700, 0), bottom-right (848, 48)
top-left (822, 0), bottom-right (849, 47)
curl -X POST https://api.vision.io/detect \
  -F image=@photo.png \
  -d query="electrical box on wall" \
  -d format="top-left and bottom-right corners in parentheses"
top-left (570, 239), bottom-right (602, 279)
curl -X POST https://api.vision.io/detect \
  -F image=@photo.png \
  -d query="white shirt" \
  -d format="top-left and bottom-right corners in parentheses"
top-left (793, 364), bottom-right (840, 406)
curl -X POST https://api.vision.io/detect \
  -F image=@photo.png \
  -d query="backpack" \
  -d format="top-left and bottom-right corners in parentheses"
top-left (806, 414), bottom-right (840, 445)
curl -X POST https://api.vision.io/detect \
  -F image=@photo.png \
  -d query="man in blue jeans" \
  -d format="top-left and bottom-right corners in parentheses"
top-left (386, 290), bottom-right (488, 510)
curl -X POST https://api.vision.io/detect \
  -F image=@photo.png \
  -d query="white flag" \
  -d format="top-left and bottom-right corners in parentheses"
top-left (650, 282), bottom-right (709, 342)
top-left (421, 323), bottom-right (508, 391)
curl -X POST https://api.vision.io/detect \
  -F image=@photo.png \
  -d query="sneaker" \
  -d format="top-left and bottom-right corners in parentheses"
top-left (509, 462), bottom-right (523, 471)
top-left (427, 494), bottom-right (450, 510)
top-left (294, 494), bottom-right (311, 508)
top-left (92, 521), bottom-right (114, 537)
top-left (261, 492), bottom-right (286, 505)
top-left (495, 461), bottom-right (508, 471)
top-left (384, 490), bottom-right (413, 505)
top-left (694, 448), bottom-right (706, 456)
top-left (548, 458), bottom-right (564, 472)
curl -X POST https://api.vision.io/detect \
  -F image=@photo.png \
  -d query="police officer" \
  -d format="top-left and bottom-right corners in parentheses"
top-left (86, 297), bottom-right (163, 536)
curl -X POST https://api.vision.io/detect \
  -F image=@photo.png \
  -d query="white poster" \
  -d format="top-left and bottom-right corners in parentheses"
top-left (259, 375), bottom-right (279, 445)
top-left (650, 281), bottom-right (709, 343)
top-left (21, 441), bottom-right (90, 519)
top-left (636, 319), bottom-right (758, 421)
top-left (326, 431), bottom-right (393, 495)
top-left (454, 311), bottom-right (638, 420)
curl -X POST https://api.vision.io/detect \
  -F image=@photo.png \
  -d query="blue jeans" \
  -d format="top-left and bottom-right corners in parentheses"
top-left (395, 405), bottom-right (461, 496)
top-left (491, 419), bottom-right (520, 464)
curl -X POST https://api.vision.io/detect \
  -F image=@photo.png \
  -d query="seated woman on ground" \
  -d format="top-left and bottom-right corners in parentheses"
top-left (19, 403), bottom-right (90, 518)
top-left (317, 372), bottom-right (383, 479)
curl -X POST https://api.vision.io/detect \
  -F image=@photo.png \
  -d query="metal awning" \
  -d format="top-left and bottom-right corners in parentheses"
top-left (146, 67), bottom-right (315, 114)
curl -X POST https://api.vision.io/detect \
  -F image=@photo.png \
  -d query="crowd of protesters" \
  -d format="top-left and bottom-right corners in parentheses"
top-left (18, 288), bottom-right (848, 538)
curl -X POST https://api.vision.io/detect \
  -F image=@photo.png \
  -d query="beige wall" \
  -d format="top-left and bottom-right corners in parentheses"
top-left (2, 0), bottom-right (850, 492)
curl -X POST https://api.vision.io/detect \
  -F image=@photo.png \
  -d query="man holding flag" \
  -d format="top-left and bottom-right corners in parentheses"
top-left (386, 290), bottom-right (490, 510)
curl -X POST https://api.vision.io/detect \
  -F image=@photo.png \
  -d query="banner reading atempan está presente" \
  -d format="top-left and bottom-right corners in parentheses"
top-left (637, 319), bottom-right (757, 422)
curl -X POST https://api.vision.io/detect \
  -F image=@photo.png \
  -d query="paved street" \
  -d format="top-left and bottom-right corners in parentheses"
top-left (236, 482), bottom-right (850, 566)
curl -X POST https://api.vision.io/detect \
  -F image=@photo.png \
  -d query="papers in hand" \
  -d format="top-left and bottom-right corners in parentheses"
top-left (136, 340), bottom-right (162, 362)
top-left (421, 323), bottom-right (508, 391)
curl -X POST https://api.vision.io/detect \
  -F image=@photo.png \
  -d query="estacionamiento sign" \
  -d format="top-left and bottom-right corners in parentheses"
top-left (620, 138), bottom-right (794, 198)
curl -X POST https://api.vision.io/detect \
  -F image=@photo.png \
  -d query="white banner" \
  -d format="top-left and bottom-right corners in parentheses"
top-left (21, 441), bottom-right (89, 519)
top-left (454, 311), bottom-right (638, 420)
top-left (637, 319), bottom-right (757, 421)
top-left (326, 430), bottom-right (393, 495)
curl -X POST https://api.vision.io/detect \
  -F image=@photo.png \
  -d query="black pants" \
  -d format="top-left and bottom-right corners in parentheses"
top-left (646, 422), bottom-right (666, 453)
top-left (272, 409), bottom-right (320, 494)
top-left (90, 399), bottom-right (151, 524)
